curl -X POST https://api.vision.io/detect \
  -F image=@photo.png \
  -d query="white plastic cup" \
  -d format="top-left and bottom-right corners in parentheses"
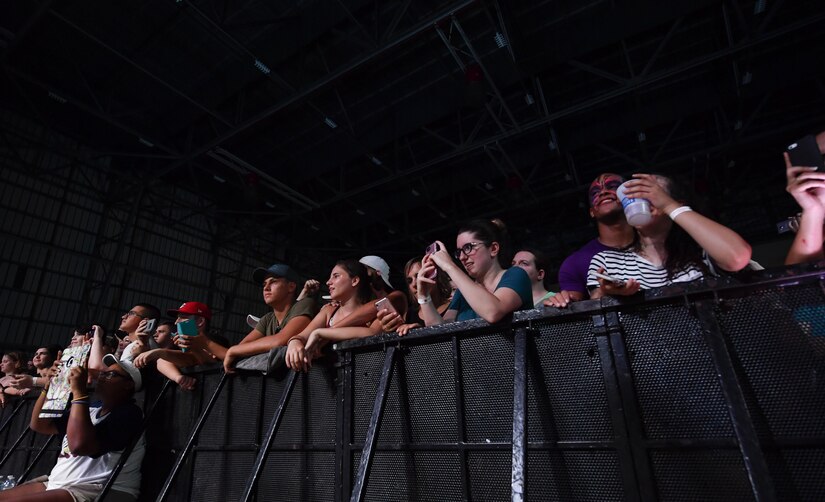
top-left (616, 182), bottom-right (652, 226)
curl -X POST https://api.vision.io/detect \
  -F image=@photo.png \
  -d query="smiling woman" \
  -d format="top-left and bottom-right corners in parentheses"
top-left (413, 219), bottom-right (532, 325)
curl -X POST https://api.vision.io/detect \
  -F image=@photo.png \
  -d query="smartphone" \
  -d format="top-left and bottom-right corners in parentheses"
top-left (375, 297), bottom-right (398, 316)
top-left (787, 135), bottom-right (824, 171)
top-left (423, 242), bottom-right (440, 279)
top-left (593, 272), bottom-right (626, 286)
top-left (177, 318), bottom-right (198, 352)
top-left (141, 318), bottom-right (157, 336)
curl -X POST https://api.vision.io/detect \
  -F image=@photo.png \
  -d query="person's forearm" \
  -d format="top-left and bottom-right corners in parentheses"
top-left (335, 303), bottom-right (378, 328)
top-left (786, 209), bottom-right (825, 265)
top-left (418, 298), bottom-right (444, 326)
top-left (30, 389), bottom-right (58, 435)
top-left (157, 359), bottom-right (184, 382)
top-left (156, 349), bottom-right (201, 367)
top-left (673, 211), bottom-right (752, 271)
top-left (445, 264), bottom-right (512, 323)
top-left (315, 326), bottom-right (377, 342)
top-left (88, 333), bottom-right (106, 371)
top-left (65, 400), bottom-right (100, 455)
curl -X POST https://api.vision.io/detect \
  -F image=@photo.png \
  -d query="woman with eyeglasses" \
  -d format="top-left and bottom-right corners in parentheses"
top-left (390, 219), bottom-right (531, 329)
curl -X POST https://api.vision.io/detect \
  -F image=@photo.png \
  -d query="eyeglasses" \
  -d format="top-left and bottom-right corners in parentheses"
top-left (453, 242), bottom-right (486, 260)
top-left (99, 370), bottom-right (130, 381)
top-left (123, 311), bottom-right (146, 319)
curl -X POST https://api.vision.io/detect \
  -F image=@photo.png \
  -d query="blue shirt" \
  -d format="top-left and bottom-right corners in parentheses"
top-left (448, 267), bottom-right (533, 322)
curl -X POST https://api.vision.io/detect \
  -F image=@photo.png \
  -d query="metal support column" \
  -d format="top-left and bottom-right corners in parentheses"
top-left (349, 345), bottom-right (396, 502)
top-left (694, 300), bottom-right (777, 502)
top-left (240, 370), bottom-right (299, 502)
top-left (604, 311), bottom-right (657, 501)
top-left (511, 327), bottom-right (527, 502)
top-left (157, 373), bottom-right (229, 502)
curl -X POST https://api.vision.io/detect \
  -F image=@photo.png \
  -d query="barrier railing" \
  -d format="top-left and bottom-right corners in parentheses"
top-left (0, 263), bottom-right (822, 501)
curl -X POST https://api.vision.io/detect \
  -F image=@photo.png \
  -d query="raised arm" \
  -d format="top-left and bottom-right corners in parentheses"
top-left (784, 152), bottom-right (825, 265)
top-left (428, 243), bottom-right (524, 323)
top-left (624, 174), bottom-right (752, 271)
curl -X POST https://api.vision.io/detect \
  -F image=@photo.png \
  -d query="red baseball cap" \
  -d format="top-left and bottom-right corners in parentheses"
top-left (167, 301), bottom-right (212, 320)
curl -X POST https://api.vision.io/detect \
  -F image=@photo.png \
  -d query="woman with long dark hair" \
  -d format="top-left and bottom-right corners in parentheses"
top-left (587, 174), bottom-right (752, 297)
top-left (286, 259), bottom-right (377, 371)
top-left (385, 219), bottom-right (531, 331)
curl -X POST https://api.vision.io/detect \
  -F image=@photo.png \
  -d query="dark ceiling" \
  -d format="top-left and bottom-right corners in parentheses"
top-left (2, 0), bottom-right (825, 280)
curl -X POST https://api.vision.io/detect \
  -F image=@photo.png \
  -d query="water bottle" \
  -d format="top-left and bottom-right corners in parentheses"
top-left (616, 182), bottom-right (652, 226)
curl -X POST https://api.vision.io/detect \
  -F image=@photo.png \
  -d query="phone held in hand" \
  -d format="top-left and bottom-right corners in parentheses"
top-left (375, 297), bottom-right (398, 316)
top-left (423, 242), bottom-right (440, 279)
top-left (593, 271), bottom-right (625, 286)
top-left (142, 318), bottom-right (157, 336)
top-left (177, 318), bottom-right (198, 352)
top-left (787, 135), bottom-right (824, 171)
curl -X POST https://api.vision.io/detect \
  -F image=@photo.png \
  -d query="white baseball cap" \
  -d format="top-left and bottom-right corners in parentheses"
top-left (359, 255), bottom-right (392, 288)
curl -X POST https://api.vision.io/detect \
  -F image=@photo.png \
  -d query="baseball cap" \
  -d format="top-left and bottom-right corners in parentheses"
top-left (252, 263), bottom-right (301, 285)
top-left (246, 314), bottom-right (260, 329)
top-left (359, 255), bottom-right (392, 288)
top-left (167, 301), bottom-right (212, 320)
top-left (102, 353), bottom-right (143, 392)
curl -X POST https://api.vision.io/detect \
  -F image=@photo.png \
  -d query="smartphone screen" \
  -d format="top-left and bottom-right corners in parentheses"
top-left (423, 242), bottom-right (440, 279)
top-left (375, 297), bottom-right (398, 316)
top-left (787, 135), bottom-right (824, 171)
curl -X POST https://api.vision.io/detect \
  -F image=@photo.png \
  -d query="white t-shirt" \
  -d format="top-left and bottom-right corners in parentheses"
top-left (47, 404), bottom-right (144, 497)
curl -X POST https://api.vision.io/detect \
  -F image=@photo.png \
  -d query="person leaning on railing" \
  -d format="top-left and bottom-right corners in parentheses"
top-left (380, 219), bottom-right (532, 333)
top-left (784, 131), bottom-right (825, 265)
top-left (286, 260), bottom-right (378, 372)
top-left (585, 174), bottom-right (753, 298)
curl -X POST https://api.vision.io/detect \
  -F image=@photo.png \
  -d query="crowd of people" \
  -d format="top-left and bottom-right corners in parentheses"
top-left (0, 137), bottom-right (823, 500)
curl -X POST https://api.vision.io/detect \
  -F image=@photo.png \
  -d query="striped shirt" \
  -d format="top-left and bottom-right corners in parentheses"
top-left (587, 249), bottom-right (708, 290)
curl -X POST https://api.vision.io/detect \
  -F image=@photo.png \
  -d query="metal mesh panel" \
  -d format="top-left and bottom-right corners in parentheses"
top-left (529, 317), bottom-right (613, 441)
top-left (199, 374), bottom-right (263, 446)
top-left (352, 451), bottom-right (463, 501)
top-left (620, 304), bottom-right (734, 439)
top-left (467, 450), bottom-right (511, 501)
top-left (776, 449), bottom-right (825, 501)
top-left (353, 350), bottom-right (385, 443)
top-left (189, 450), bottom-right (256, 501)
top-left (353, 340), bottom-right (458, 444)
top-left (526, 450), bottom-right (624, 501)
top-left (257, 451), bottom-right (336, 501)
top-left (716, 284), bottom-right (825, 438)
top-left (265, 360), bottom-right (338, 445)
top-left (650, 450), bottom-right (754, 502)
top-left (461, 332), bottom-right (515, 443)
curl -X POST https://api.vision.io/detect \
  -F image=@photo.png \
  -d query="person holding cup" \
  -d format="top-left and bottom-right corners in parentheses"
top-left (587, 174), bottom-right (752, 298)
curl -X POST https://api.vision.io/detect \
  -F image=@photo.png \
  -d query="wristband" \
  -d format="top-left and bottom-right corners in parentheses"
top-left (668, 206), bottom-right (693, 220)
top-left (71, 400), bottom-right (89, 405)
top-left (72, 394), bottom-right (89, 402)
top-left (417, 295), bottom-right (432, 305)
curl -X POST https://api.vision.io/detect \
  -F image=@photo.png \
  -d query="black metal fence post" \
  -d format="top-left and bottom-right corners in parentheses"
top-left (239, 370), bottom-right (299, 502)
top-left (694, 299), bottom-right (777, 502)
top-left (511, 327), bottom-right (528, 502)
top-left (156, 373), bottom-right (229, 502)
top-left (349, 345), bottom-right (396, 502)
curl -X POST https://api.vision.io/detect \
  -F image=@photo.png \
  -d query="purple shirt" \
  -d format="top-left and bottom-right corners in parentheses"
top-left (557, 238), bottom-right (615, 296)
